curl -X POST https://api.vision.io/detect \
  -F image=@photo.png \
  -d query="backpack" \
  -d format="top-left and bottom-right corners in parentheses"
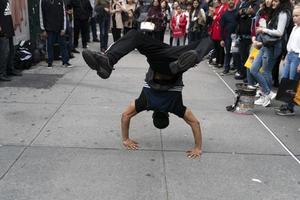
top-left (14, 40), bottom-right (33, 70)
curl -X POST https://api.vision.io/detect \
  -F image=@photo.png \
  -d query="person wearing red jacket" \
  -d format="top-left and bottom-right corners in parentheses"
top-left (171, 5), bottom-right (188, 46)
top-left (210, 0), bottom-right (228, 68)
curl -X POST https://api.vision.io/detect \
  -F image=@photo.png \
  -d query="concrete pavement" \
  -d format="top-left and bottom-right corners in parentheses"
top-left (0, 38), bottom-right (300, 200)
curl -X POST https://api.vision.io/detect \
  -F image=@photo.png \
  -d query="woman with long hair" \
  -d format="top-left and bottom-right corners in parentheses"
top-left (123, 0), bottom-right (137, 35)
top-left (251, 0), bottom-right (293, 107)
top-left (247, 0), bottom-right (273, 87)
top-left (111, 0), bottom-right (126, 41)
top-left (210, 0), bottom-right (228, 68)
top-left (189, 0), bottom-right (206, 43)
top-left (160, 0), bottom-right (171, 42)
top-left (147, 0), bottom-right (164, 41)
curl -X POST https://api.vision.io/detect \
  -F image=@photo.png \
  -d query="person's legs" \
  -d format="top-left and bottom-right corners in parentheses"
top-left (223, 38), bottom-right (232, 72)
top-left (73, 19), bottom-right (80, 48)
top-left (46, 32), bottom-right (55, 66)
top-left (0, 37), bottom-right (10, 80)
top-left (282, 52), bottom-right (292, 79)
top-left (238, 38), bottom-right (252, 78)
top-left (287, 52), bottom-right (300, 80)
top-left (250, 48), bottom-right (270, 94)
top-left (90, 17), bottom-right (98, 41)
top-left (58, 33), bottom-right (69, 65)
top-left (6, 37), bottom-right (20, 75)
top-left (83, 30), bottom-right (211, 77)
top-left (81, 19), bottom-right (89, 48)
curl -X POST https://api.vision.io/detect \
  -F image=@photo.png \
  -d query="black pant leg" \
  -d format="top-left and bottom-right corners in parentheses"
top-left (107, 30), bottom-right (204, 74)
top-left (194, 36), bottom-right (214, 62)
top-left (73, 19), bottom-right (80, 47)
top-left (7, 37), bottom-right (15, 73)
top-left (81, 19), bottom-right (89, 48)
top-left (239, 39), bottom-right (252, 77)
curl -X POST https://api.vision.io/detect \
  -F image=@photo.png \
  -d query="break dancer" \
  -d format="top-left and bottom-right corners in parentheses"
top-left (82, 29), bottom-right (213, 158)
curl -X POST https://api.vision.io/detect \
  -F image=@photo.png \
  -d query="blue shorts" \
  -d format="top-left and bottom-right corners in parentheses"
top-left (135, 87), bottom-right (186, 118)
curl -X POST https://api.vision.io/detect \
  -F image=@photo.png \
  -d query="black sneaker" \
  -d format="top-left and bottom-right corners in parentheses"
top-left (220, 70), bottom-right (230, 76)
top-left (169, 50), bottom-right (199, 74)
top-left (82, 50), bottom-right (113, 79)
top-left (274, 104), bottom-right (288, 112)
top-left (276, 108), bottom-right (295, 116)
top-left (72, 49), bottom-right (80, 54)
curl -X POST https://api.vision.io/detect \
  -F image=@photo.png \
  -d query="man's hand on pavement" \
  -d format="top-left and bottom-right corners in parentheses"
top-left (186, 147), bottom-right (202, 159)
top-left (123, 138), bottom-right (139, 150)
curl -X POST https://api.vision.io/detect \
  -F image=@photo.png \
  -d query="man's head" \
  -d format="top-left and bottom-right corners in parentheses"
top-left (152, 111), bottom-right (169, 129)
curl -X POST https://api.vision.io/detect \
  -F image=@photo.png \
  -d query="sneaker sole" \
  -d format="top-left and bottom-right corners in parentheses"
top-left (276, 112), bottom-right (295, 116)
top-left (169, 50), bottom-right (198, 74)
top-left (82, 50), bottom-right (111, 79)
top-left (82, 50), bottom-right (97, 70)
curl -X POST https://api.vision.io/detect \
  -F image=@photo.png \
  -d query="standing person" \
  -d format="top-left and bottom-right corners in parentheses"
top-left (235, 0), bottom-right (259, 80)
top-left (170, 1), bottom-right (180, 45)
top-left (219, 0), bottom-right (238, 75)
top-left (68, 0), bottom-right (93, 49)
top-left (275, 5), bottom-right (300, 116)
top-left (95, 0), bottom-right (110, 52)
top-left (171, 4), bottom-right (188, 46)
top-left (189, 0), bottom-right (206, 43)
top-left (111, 0), bottom-right (125, 41)
top-left (252, 0), bottom-right (292, 107)
top-left (147, 0), bottom-right (164, 41)
top-left (123, 0), bottom-right (137, 35)
top-left (133, 0), bottom-right (151, 30)
top-left (40, 0), bottom-right (72, 68)
top-left (0, 0), bottom-right (21, 81)
top-left (210, 0), bottom-right (228, 68)
top-left (247, 0), bottom-right (273, 87)
top-left (89, 0), bottom-right (100, 42)
top-left (160, 0), bottom-right (171, 42)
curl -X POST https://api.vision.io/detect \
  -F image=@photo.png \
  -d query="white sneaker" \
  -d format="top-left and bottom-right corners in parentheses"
top-left (267, 91), bottom-right (276, 100)
top-left (247, 85), bottom-right (256, 90)
top-left (254, 95), bottom-right (266, 106)
top-left (255, 89), bottom-right (263, 98)
top-left (262, 96), bottom-right (271, 107)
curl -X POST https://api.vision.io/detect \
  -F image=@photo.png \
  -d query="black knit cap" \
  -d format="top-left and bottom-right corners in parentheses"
top-left (152, 111), bottom-right (169, 129)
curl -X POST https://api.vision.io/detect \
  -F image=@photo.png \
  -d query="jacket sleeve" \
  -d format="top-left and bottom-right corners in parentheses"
top-left (265, 12), bottom-right (288, 37)
top-left (39, 0), bottom-right (45, 30)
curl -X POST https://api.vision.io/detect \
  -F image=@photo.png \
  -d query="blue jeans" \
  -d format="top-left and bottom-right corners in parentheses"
top-left (250, 43), bottom-right (282, 94)
top-left (99, 16), bottom-right (110, 50)
top-left (47, 31), bottom-right (69, 64)
top-left (282, 52), bottom-right (300, 80)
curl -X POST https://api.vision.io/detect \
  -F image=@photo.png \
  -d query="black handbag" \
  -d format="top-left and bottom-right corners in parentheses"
top-left (275, 78), bottom-right (299, 103)
top-left (256, 33), bottom-right (281, 47)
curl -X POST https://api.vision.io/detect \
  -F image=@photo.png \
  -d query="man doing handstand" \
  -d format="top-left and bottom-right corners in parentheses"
top-left (82, 29), bottom-right (213, 158)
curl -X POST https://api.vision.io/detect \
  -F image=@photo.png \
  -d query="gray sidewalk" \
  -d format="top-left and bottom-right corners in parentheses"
top-left (0, 40), bottom-right (300, 200)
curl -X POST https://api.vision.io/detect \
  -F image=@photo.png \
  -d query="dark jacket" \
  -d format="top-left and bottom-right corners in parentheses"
top-left (145, 68), bottom-right (183, 91)
top-left (68, 0), bottom-right (92, 20)
top-left (0, 0), bottom-right (14, 37)
top-left (40, 0), bottom-right (66, 32)
top-left (237, 0), bottom-right (259, 37)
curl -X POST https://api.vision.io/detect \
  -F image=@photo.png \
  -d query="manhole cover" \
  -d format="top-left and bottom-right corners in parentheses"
top-left (0, 74), bottom-right (64, 89)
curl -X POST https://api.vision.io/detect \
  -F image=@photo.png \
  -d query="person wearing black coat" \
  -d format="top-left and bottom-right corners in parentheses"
top-left (67, 0), bottom-right (93, 48)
